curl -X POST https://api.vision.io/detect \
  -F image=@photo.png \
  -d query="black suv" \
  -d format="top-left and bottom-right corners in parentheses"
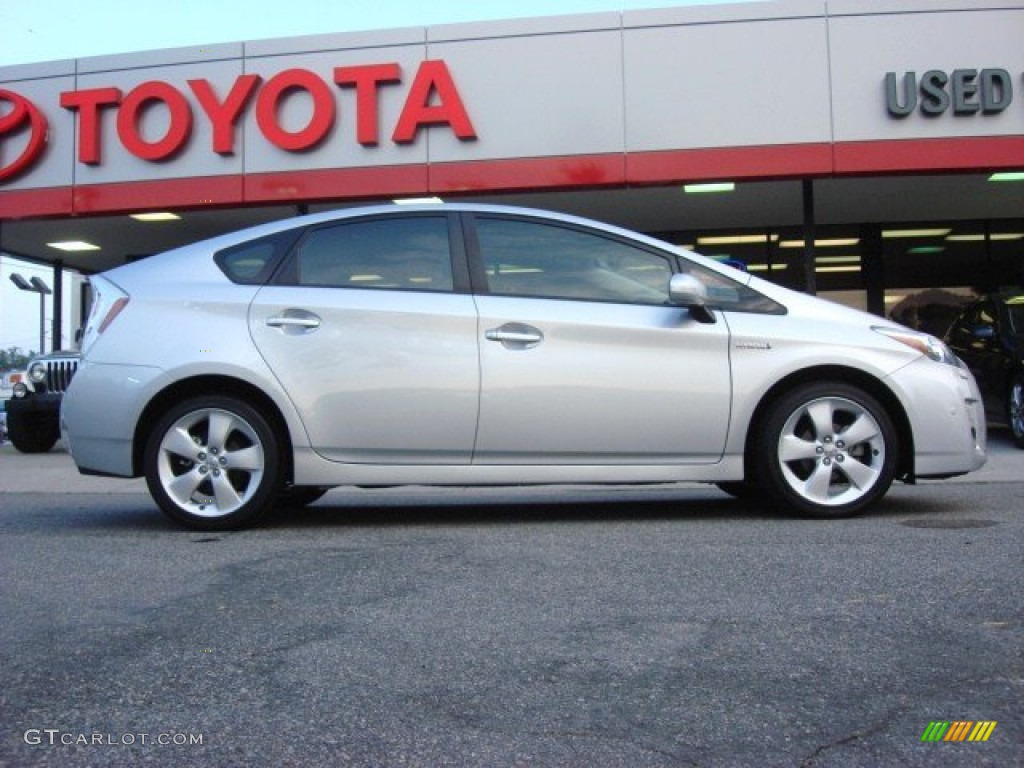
top-left (945, 293), bottom-right (1024, 449)
top-left (6, 351), bottom-right (79, 453)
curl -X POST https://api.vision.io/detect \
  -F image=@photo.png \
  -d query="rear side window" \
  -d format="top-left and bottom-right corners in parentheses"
top-left (215, 229), bottom-right (302, 285)
top-left (287, 216), bottom-right (454, 292)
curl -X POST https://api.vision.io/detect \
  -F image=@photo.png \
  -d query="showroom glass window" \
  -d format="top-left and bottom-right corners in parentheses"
top-left (291, 216), bottom-right (454, 292)
top-left (476, 217), bottom-right (673, 304)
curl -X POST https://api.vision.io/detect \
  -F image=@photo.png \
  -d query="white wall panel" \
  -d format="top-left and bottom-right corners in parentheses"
top-left (426, 30), bottom-right (625, 162)
top-left (829, 8), bottom-right (1024, 142)
top-left (623, 17), bottom-right (832, 151)
top-left (70, 59), bottom-right (249, 184)
top-left (242, 46), bottom-right (429, 173)
top-left (0, 70), bottom-right (77, 192)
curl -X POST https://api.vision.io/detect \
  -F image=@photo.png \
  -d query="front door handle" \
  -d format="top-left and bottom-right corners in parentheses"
top-left (485, 323), bottom-right (544, 349)
top-left (266, 310), bottom-right (321, 334)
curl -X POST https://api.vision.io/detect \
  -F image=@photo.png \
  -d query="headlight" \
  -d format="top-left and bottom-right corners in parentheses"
top-left (872, 326), bottom-right (958, 366)
top-left (13, 382), bottom-right (28, 398)
top-left (28, 362), bottom-right (47, 384)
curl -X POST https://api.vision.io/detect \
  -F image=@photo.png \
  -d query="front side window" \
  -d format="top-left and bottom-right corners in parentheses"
top-left (678, 258), bottom-right (787, 315)
top-left (289, 216), bottom-right (454, 292)
top-left (476, 217), bottom-right (673, 305)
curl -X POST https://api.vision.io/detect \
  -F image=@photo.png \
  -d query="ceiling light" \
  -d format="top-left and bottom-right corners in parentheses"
top-left (130, 212), bottom-right (181, 221)
top-left (47, 241), bottom-right (101, 252)
top-left (780, 238), bottom-right (860, 248)
top-left (815, 265), bottom-right (861, 273)
top-left (988, 172), bottom-right (1024, 182)
top-left (815, 255), bottom-right (861, 264)
top-left (393, 196), bottom-right (443, 205)
top-left (907, 246), bottom-right (946, 255)
top-left (882, 228), bottom-right (951, 239)
top-left (684, 182), bottom-right (735, 194)
top-left (697, 234), bottom-right (778, 245)
top-left (946, 233), bottom-right (1024, 242)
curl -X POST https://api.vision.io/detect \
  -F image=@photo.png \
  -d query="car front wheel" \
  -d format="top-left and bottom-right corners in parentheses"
top-left (144, 396), bottom-right (282, 530)
top-left (756, 382), bottom-right (898, 518)
top-left (1008, 371), bottom-right (1024, 449)
top-left (7, 412), bottom-right (58, 453)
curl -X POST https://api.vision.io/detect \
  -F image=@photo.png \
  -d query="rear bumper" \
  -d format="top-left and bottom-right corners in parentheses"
top-left (61, 361), bottom-right (167, 478)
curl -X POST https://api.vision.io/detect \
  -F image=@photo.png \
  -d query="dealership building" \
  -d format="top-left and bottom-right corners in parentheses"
top-left (0, 0), bottom-right (1021, 349)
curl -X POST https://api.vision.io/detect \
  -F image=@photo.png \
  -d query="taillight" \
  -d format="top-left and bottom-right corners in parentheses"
top-left (98, 296), bottom-right (129, 333)
top-left (80, 277), bottom-right (130, 355)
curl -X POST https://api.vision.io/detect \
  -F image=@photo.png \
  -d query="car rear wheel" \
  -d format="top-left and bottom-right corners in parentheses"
top-left (144, 396), bottom-right (282, 530)
top-left (1008, 371), bottom-right (1024, 449)
top-left (756, 382), bottom-right (897, 518)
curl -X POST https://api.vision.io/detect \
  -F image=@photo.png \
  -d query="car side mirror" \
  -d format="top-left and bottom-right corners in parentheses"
top-left (669, 274), bottom-right (716, 324)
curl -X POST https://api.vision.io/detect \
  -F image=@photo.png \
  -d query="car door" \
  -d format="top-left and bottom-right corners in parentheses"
top-left (249, 213), bottom-right (480, 464)
top-left (468, 214), bottom-right (732, 465)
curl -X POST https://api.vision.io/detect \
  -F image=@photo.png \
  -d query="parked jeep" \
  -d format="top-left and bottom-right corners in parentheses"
top-left (7, 351), bottom-right (80, 453)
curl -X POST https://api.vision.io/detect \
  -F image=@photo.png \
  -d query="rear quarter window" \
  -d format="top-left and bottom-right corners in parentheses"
top-left (215, 229), bottom-right (303, 285)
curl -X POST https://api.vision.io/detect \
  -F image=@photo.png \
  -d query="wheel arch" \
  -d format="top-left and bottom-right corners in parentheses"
top-left (132, 375), bottom-right (295, 483)
top-left (742, 365), bottom-right (915, 483)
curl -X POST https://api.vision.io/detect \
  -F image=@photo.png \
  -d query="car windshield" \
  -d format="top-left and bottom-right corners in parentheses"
top-left (1006, 296), bottom-right (1024, 334)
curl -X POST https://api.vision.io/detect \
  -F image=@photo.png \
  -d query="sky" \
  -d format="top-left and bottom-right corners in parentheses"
top-left (0, 0), bottom-right (751, 67)
top-left (0, 0), bottom-right (752, 357)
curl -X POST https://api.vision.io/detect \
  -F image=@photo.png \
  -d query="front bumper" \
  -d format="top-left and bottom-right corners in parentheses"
top-left (8, 392), bottom-right (63, 417)
top-left (890, 357), bottom-right (986, 479)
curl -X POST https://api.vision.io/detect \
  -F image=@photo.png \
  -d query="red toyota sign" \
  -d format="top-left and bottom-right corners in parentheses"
top-left (57, 59), bottom-right (477, 165)
top-left (0, 89), bottom-right (49, 181)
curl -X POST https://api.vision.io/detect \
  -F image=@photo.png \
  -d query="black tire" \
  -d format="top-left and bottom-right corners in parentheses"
top-left (1007, 371), bottom-right (1024, 450)
top-left (276, 486), bottom-right (329, 508)
top-left (143, 396), bottom-right (282, 530)
top-left (755, 381), bottom-right (898, 518)
top-left (7, 412), bottom-right (58, 453)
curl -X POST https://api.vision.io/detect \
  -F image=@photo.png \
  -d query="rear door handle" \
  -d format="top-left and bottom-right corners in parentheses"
top-left (485, 323), bottom-right (544, 349)
top-left (266, 310), bottom-right (321, 333)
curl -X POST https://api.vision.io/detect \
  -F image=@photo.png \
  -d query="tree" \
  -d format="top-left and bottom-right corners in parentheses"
top-left (0, 346), bottom-right (35, 372)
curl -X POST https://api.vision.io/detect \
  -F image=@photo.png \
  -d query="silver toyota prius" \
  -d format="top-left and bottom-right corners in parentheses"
top-left (61, 204), bottom-right (986, 529)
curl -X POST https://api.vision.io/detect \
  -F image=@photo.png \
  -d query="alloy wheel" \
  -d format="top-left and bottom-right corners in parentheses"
top-left (155, 407), bottom-right (266, 518)
top-left (776, 395), bottom-right (887, 507)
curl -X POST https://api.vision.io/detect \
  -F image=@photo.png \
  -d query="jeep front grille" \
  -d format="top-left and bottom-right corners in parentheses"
top-left (46, 359), bottom-right (79, 393)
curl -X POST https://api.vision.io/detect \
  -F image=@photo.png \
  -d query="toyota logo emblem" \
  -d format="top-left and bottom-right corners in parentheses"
top-left (0, 89), bottom-right (48, 182)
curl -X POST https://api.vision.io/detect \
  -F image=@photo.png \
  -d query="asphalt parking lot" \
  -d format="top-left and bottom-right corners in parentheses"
top-left (0, 433), bottom-right (1021, 767)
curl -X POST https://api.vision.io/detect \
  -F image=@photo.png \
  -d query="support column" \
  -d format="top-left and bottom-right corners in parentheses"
top-left (52, 260), bottom-right (64, 352)
top-left (801, 179), bottom-right (816, 295)
top-left (861, 225), bottom-right (884, 317)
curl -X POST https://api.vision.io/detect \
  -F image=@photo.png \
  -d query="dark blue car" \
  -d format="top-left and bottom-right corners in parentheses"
top-left (946, 293), bottom-right (1024, 449)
